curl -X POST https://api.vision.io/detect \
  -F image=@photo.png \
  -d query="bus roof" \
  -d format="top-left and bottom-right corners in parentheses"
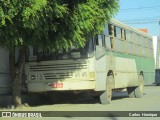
top-left (109, 19), bottom-right (152, 39)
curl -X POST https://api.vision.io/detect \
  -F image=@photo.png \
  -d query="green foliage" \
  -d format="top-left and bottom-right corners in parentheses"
top-left (0, 0), bottom-right (119, 51)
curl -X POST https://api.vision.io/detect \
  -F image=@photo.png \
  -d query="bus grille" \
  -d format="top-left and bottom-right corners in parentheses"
top-left (43, 72), bottom-right (72, 80)
top-left (29, 62), bottom-right (87, 80)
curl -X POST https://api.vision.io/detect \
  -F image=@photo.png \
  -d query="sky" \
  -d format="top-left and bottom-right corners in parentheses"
top-left (115, 0), bottom-right (160, 36)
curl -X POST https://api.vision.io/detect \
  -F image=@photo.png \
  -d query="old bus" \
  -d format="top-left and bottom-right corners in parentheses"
top-left (25, 19), bottom-right (155, 104)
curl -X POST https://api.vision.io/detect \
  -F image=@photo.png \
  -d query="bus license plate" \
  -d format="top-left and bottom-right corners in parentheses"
top-left (49, 83), bottom-right (63, 88)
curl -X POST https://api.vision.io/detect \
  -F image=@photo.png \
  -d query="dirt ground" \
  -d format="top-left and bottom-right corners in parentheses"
top-left (0, 85), bottom-right (160, 120)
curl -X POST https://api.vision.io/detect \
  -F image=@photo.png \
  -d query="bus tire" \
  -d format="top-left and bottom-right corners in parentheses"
top-left (127, 87), bottom-right (136, 98)
top-left (134, 75), bottom-right (144, 98)
top-left (100, 75), bottom-right (113, 104)
top-left (127, 75), bottom-right (144, 98)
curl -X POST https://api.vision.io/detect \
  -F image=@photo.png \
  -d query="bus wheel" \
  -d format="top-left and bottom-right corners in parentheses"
top-left (134, 75), bottom-right (144, 98)
top-left (127, 87), bottom-right (136, 98)
top-left (100, 75), bottom-right (113, 104)
top-left (127, 75), bottom-right (144, 98)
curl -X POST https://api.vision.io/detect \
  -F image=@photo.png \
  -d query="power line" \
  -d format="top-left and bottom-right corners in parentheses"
top-left (119, 6), bottom-right (160, 11)
top-left (122, 19), bottom-right (159, 22)
top-left (117, 6), bottom-right (160, 25)
top-left (124, 21), bottom-right (158, 25)
top-left (117, 18), bottom-right (160, 25)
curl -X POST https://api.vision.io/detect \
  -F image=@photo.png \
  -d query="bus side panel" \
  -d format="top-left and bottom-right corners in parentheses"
top-left (95, 46), bottom-right (107, 91)
top-left (135, 56), bottom-right (155, 85)
top-left (142, 57), bottom-right (155, 85)
top-left (114, 57), bottom-right (139, 88)
top-left (95, 56), bottom-right (107, 91)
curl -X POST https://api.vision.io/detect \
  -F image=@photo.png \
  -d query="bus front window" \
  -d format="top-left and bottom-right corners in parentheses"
top-left (28, 39), bottom-right (94, 61)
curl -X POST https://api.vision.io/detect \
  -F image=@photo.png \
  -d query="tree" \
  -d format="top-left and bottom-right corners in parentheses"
top-left (0, 0), bottom-right (119, 108)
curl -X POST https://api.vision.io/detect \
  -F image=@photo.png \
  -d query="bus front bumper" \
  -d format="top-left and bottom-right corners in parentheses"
top-left (27, 80), bottom-right (95, 92)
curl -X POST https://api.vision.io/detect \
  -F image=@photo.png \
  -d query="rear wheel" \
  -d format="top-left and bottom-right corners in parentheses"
top-left (127, 75), bottom-right (144, 98)
top-left (100, 75), bottom-right (113, 104)
top-left (135, 75), bottom-right (144, 97)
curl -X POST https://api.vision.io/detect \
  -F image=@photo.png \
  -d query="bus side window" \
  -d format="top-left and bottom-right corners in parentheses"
top-left (96, 35), bottom-right (103, 47)
top-left (103, 24), bottom-right (109, 35)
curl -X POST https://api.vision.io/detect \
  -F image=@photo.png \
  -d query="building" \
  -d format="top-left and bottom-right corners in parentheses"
top-left (153, 36), bottom-right (160, 85)
top-left (139, 29), bottom-right (148, 33)
top-left (0, 48), bottom-right (11, 94)
top-left (153, 36), bottom-right (160, 68)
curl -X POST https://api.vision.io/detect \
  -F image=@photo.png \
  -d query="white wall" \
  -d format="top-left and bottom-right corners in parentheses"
top-left (153, 36), bottom-right (160, 68)
top-left (153, 36), bottom-right (157, 67)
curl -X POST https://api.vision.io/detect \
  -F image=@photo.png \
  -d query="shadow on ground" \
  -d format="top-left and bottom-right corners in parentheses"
top-left (0, 91), bottom-right (130, 108)
top-left (26, 91), bottom-right (130, 107)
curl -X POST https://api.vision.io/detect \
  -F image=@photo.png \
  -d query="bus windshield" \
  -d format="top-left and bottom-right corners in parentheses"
top-left (28, 39), bottom-right (94, 61)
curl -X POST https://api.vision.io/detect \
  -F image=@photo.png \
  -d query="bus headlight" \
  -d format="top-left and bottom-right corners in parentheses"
top-left (31, 75), bottom-right (36, 80)
top-left (37, 74), bottom-right (42, 80)
top-left (89, 72), bottom-right (95, 78)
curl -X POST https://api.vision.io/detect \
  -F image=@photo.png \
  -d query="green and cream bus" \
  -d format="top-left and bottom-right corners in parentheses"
top-left (25, 19), bottom-right (155, 104)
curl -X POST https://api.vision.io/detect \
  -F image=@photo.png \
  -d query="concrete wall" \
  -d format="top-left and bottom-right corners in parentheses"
top-left (153, 36), bottom-right (160, 68)
top-left (0, 48), bottom-right (11, 94)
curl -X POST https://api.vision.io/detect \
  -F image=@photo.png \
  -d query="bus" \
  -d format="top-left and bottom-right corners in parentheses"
top-left (25, 19), bottom-right (155, 104)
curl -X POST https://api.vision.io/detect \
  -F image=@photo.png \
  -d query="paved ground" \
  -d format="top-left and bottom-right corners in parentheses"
top-left (0, 85), bottom-right (160, 120)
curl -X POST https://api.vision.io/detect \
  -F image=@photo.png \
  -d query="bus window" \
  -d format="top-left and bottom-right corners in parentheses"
top-left (96, 35), bottom-right (103, 47)
top-left (126, 30), bottom-right (132, 42)
top-left (148, 39), bottom-right (153, 49)
top-left (103, 24), bottom-right (109, 35)
top-left (147, 39), bottom-right (153, 57)
top-left (134, 34), bottom-right (141, 45)
top-left (133, 33), bottom-right (141, 55)
top-left (115, 26), bottom-right (124, 52)
top-left (115, 27), bottom-right (122, 39)
top-left (105, 36), bottom-right (111, 49)
top-left (141, 37), bottom-right (147, 57)
top-left (126, 30), bottom-right (133, 54)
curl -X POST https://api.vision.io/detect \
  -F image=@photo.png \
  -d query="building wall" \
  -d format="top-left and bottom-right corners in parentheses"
top-left (139, 29), bottom-right (148, 33)
top-left (153, 36), bottom-right (160, 68)
top-left (0, 48), bottom-right (11, 94)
